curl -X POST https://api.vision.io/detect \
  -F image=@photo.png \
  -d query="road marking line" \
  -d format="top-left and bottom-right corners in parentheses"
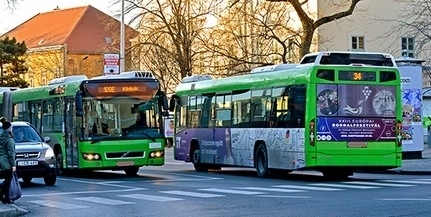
top-left (258, 195), bottom-right (310, 198)
top-left (160, 190), bottom-right (225, 198)
top-left (75, 196), bottom-right (135, 205)
top-left (29, 200), bottom-right (89, 209)
top-left (343, 181), bottom-right (414, 187)
top-left (378, 198), bottom-right (431, 201)
top-left (235, 187), bottom-right (305, 193)
top-left (118, 194), bottom-right (183, 202)
top-left (273, 185), bottom-right (343, 191)
top-left (380, 180), bottom-right (431, 184)
top-left (23, 188), bottom-right (145, 197)
top-left (309, 183), bottom-right (380, 189)
top-left (199, 188), bottom-right (265, 195)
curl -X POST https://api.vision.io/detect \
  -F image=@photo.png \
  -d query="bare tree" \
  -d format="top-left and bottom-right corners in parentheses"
top-left (124, 0), bottom-right (218, 87)
top-left (202, 1), bottom-right (299, 75)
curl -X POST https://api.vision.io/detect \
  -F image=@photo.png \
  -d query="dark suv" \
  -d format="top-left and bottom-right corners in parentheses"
top-left (0, 122), bottom-right (57, 185)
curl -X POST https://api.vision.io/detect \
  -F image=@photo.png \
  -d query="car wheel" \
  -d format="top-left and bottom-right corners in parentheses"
top-left (124, 167), bottom-right (139, 176)
top-left (22, 176), bottom-right (32, 184)
top-left (44, 173), bottom-right (57, 186)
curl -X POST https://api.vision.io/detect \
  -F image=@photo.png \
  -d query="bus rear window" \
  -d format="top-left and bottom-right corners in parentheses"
top-left (316, 69), bottom-right (335, 81)
top-left (380, 71), bottom-right (397, 82)
top-left (319, 53), bottom-right (394, 67)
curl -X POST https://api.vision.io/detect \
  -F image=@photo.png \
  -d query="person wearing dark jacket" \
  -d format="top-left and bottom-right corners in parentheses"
top-left (0, 121), bottom-right (16, 204)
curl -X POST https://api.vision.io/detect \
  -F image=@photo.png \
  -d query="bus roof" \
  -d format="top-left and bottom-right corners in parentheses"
top-left (175, 65), bottom-right (310, 95)
top-left (298, 51), bottom-right (396, 67)
top-left (10, 71), bottom-right (159, 102)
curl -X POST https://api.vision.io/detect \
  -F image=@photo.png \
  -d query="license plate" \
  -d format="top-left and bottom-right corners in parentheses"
top-left (17, 161), bottom-right (38, 166)
top-left (117, 161), bottom-right (134, 167)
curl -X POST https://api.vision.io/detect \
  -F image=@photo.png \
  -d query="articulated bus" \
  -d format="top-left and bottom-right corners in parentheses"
top-left (170, 51), bottom-right (402, 179)
top-left (0, 71), bottom-right (169, 175)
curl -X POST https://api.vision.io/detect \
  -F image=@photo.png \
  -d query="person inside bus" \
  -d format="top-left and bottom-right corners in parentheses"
top-left (88, 110), bottom-right (110, 136)
top-left (127, 112), bottom-right (147, 131)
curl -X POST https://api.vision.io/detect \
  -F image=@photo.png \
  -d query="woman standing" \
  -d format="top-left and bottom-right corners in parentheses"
top-left (0, 121), bottom-right (16, 204)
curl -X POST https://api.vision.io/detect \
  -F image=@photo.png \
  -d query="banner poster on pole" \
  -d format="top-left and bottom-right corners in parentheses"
top-left (103, 53), bottom-right (120, 75)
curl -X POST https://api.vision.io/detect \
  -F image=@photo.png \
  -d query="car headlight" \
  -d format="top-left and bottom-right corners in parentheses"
top-left (45, 147), bottom-right (55, 158)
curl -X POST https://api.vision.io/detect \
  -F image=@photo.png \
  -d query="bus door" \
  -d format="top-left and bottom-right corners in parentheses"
top-left (64, 99), bottom-right (79, 168)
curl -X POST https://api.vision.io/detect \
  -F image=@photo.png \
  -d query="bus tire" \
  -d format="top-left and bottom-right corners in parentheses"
top-left (255, 143), bottom-right (269, 178)
top-left (192, 148), bottom-right (208, 172)
top-left (55, 147), bottom-right (64, 175)
top-left (124, 166), bottom-right (140, 176)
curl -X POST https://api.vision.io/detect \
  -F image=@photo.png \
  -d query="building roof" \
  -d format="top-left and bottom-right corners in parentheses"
top-left (2, 5), bottom-right (138, 54)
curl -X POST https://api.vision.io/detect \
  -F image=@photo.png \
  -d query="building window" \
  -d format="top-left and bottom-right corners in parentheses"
top-left (401, 37), bottom-right (414, 57)
top-left (351, 36), bottom-right (365, 51)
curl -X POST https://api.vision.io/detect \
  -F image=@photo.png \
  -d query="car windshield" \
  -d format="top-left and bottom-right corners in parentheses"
top-left (1, 125), bottom-right (43, 144)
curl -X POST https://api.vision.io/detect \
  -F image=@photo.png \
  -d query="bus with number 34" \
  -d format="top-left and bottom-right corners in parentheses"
top-left (169, 51), bottom-right (402, 179)
top-left (0, 71), bottom-right (169, 176)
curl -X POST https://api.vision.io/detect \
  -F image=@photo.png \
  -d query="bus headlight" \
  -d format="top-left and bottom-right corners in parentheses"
top-left (45, 147), bottom-right (55, 158)
top-left (82, 153), bottom-right (101, 160)
top-left (149, 150), bottom-right (164, 158)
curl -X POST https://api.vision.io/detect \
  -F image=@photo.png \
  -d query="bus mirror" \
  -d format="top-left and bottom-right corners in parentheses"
top-left (169, 97), bottom-right (176, 112)
top-left (162, 95), bottom-right (169, 111)
top-left (161, 111), bottom-right (169, 116)
top-left (76, 91), bottom-right (84, 117)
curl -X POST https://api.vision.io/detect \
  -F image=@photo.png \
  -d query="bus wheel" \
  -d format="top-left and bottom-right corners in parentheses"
top-left (255, 143), bottom-right (269, 178)
top-left (124, 166), bottom-right (140, 176)
top-left (55, 151), bottom-right (64, 175)
top-left (192, 148), bottom-right (208, 172)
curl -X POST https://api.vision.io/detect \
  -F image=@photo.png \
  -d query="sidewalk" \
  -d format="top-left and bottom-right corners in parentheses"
top-left (384, 145), bottom-right (431, 175)
top-left (0, 203), bottom-right (28, 217)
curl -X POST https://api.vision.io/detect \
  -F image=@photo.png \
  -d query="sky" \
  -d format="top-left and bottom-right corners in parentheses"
top-left (0, 0), bottom-right (119, 34)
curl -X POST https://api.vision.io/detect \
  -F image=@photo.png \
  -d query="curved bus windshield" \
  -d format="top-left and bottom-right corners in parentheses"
top-left (82, 97), bottom-right (161, 140)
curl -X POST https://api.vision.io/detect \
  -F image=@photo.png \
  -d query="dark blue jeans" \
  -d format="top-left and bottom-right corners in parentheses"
top-left (0, 169), bottom-right (12, 200)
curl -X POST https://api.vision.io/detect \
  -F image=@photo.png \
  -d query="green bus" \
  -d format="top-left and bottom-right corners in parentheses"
top-left (0, 71), bottom-right (169, 175)
top-left (170, 51), bottom-right (402, 179)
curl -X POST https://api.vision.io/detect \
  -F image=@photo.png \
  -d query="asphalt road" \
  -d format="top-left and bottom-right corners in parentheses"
top-left (12, 162), bottom-right (431, 217)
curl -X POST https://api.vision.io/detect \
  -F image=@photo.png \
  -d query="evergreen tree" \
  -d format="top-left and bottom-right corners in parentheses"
top-left (0, 36), bottom-right (29, 87)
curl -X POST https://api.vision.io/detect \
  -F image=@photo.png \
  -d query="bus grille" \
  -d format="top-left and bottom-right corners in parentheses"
top-left (105, 152), bottom-right (144, 159)
top-left (16, 152), bottom-right (40, 159)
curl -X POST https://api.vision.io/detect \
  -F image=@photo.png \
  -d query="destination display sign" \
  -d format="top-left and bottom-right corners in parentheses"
top-left (83, 80), bottom-right (159, 100)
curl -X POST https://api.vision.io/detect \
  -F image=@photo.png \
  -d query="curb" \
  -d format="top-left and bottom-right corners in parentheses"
top-left (357, 169), bottom-right (431, 176)
top-left (0, 204), bottom-right (28, 217)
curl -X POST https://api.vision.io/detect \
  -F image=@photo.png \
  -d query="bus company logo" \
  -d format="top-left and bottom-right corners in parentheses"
top-left (316, 135), bottom-right (331, 141)
top-left (401, 77), bottom-right (411, 84)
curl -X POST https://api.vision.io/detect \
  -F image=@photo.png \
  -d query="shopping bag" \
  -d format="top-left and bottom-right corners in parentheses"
top-left (9, 172), bottom-right (22, 201)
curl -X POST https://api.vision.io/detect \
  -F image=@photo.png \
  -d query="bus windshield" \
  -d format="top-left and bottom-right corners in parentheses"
top-left (82, 97), bottom-right (161, 140)
top-left (81, 78), bottom-right (162, 141)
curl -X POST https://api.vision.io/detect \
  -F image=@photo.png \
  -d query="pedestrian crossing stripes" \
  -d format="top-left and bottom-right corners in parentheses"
top-left (75, 196), bottom-right (135, 205)
top-left (160, 190), bottom-right (225, 198)
top-left (118, 194), bottom-right (184, 202)
top-left (342, 181), bottom-right (415, 187)
top-left (27, 179), bottom-right (431, 210)
top-left (29, 200), bottom-right (90, 209)
top-left (308, 183), bottom-right (379, 189)
top-left (235, 187), bottom-right (305, 193)
top-left (273, 185), bottom-right (343, 191)
top-left (199, 188), bottom-right (266, 195)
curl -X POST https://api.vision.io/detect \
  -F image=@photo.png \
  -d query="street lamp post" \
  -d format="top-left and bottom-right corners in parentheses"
top-left (120, 0), bottom-right (125, 73)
